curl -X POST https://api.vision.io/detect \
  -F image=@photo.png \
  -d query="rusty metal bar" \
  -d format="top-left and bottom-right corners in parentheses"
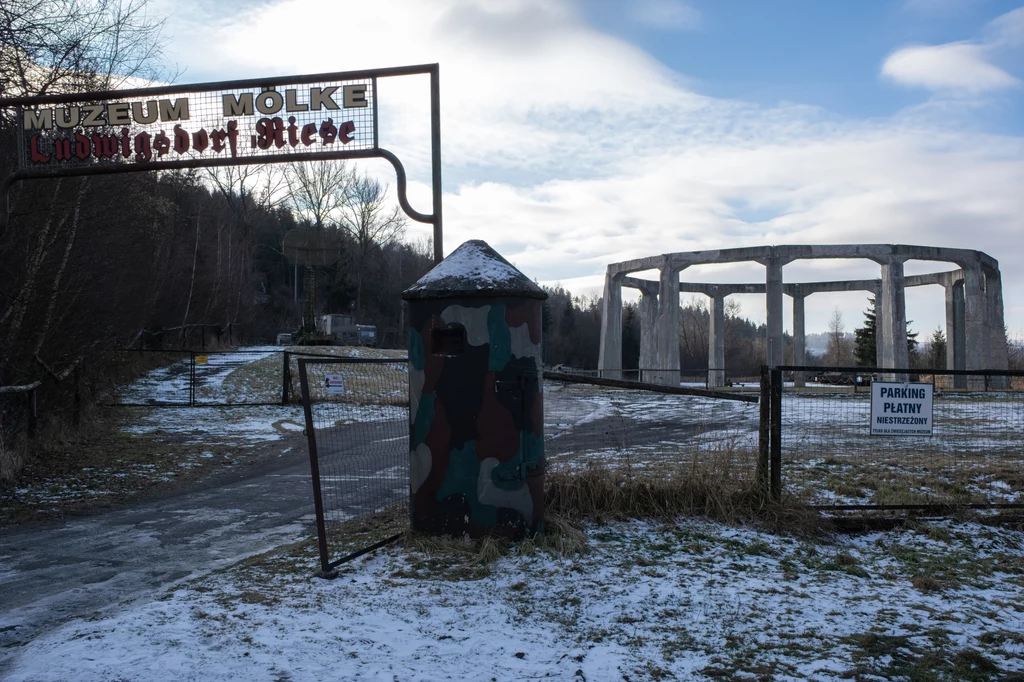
top-left (430, 65), bottom-right (443, 263)
top-left (543, 370), bottom-right (759, 403)
top-left (758, 365), bottom-right (770, 489)
top-left (298, 358), bottom-right (332, 576)
top-left (769, 367), bottom-right (782, 500)
top-left (0, 64), bottom-right (439, 107)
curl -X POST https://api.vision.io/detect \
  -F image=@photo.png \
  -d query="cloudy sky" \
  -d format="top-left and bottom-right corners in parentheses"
top-left (154, 0), bottom-right (1024, 336)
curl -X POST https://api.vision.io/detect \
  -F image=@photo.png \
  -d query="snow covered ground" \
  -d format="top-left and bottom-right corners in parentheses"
top-left (4, 517), bottom-right (1022, 681)
top-left (115, 346), bottom-right (282, 405)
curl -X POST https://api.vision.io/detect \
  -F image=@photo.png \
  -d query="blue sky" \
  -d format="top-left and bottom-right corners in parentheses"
top-left (586, 0), bottom-right (1022, 133)
top-left (155, 0), bottom-right (1024, 336)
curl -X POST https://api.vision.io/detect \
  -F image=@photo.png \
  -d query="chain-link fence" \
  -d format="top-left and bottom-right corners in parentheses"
top-left (543, 372), bottom-right (762, 485)
top-left (767, 365), bottom-right (1024, 510)
top-left (298, 357), bottom-right (409, 573)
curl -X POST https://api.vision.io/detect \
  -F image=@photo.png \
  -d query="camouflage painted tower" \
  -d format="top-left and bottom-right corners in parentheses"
top-left (402, 240), bottom-right (547, 538)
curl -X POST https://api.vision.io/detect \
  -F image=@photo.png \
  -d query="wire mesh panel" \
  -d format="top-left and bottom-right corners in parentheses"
top-left (298, 358), bottom-right (409, 572)
top-left (544, 375), bottom-right (762, 486)
top-left (778, 370), bottom-right (1024, 508)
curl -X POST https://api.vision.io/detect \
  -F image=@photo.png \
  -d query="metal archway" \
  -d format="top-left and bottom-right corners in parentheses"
top-left (0, 63), bottom-right (444, 262)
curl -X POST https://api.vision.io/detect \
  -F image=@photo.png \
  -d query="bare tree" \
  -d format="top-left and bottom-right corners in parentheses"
top-left (338, 173), bottom-right (406, 319)
top-left (0, 0), bottom-right (170, 100)
top-left (826, 308), bottom-right (851, 365)
top-left (677, 296), bottom-right (708, 368)
top-left (284, 160), bottom-right (353, 230)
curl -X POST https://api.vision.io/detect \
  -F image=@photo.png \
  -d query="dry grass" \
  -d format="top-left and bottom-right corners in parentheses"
top-left (546, 458), bottom-right (825, 536)
top-left (0, 429), bottom-right (22, 482)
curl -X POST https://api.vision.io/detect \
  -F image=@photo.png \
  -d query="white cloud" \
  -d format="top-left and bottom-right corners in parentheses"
top-left (881, 42), bottom-right (1020, 93)
top-left (630, 0), bottom-right (701, 31)
top-left (881, 7), bottom-right (1024, 95)
top-left (985, 5), bottom-right (1024, 48)
top-left (152, 0), bottom-right (1024, 334)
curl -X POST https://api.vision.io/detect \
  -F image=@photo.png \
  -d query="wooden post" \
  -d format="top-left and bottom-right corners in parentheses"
top-left (282, 351), bottom-right (291, 405)
top-left (770, 367), bottom-right (783, 500)
top-left (758, 365), bottom-right (770, 489)
top-left (26, 389), bottom-right (37, 438)
top-left (73, 364), bottom-right (82, 428)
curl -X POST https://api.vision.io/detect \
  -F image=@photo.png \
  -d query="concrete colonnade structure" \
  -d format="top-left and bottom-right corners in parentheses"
top-left (598, 245), bottom-right (1008, 388)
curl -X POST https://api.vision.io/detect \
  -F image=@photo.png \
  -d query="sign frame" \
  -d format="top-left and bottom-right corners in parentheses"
top-left (0, 63), bottom-right (444, 262)
top-left (869, 380), bottom-right (934, 436)
top-left (324, 374), bottom-right (345, 395)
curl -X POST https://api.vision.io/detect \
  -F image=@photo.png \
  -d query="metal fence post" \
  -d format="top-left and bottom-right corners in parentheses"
top-left (298, 358), bottom-right (333, 577)
top-left (769, 367), bottom-right (782, 500)
top-left (758, 365), bottom-right (770, 489)
top-left (282, 351), bottom-right (291, 405)
top-left (190, 351), bottom-right (196, 407)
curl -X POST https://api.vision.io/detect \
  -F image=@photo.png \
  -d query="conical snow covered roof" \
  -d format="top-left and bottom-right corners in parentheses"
top-left (402, 240), bottom-right (547, 300)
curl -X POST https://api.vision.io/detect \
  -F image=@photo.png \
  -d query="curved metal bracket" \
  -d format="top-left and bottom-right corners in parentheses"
top-left (0, 146), bottom-right (438, 235)
top-left (376, 148), bottom-right (433, 224)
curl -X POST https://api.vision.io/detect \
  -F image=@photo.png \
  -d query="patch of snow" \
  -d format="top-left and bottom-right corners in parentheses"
top-left (404, 240), bottom-right (544, 297)
top-left (4, 519), bottom-right (1023, 681)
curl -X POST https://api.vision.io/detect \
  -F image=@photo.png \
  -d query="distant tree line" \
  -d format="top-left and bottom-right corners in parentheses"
top-left (542, 290), bottom-right (772, 376)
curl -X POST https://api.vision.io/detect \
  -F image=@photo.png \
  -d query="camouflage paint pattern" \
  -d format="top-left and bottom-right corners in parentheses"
top-left (407, 297), bottom-right (544, 538)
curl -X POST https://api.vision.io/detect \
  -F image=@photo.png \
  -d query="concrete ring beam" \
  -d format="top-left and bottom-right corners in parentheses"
top-left (597, 244), bottom-right (1008, 388)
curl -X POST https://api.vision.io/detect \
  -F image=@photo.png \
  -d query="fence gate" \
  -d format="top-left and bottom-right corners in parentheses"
top-left (298, 357), bottom-right (410, 574)
top-left (103, 348), bottom-right (295, 407)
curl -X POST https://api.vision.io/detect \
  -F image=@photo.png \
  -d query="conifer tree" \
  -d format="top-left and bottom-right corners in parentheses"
top-left (853, 296), bottom-right (919, 367)
top-left (854, 297), bottom-right (876, 366)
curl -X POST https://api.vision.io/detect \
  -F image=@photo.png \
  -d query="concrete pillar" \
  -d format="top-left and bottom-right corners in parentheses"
top-left (655, 265), bottom-right (681, 386)
top-left (963, 265), bottom-right (987, 375)
top-left (879, 257), bottom-right (908, 381)
top-left (765, 256), bottom-right (784, 368)
top-left (873, 285), bottom-right (882, 370)
top-left (708, 294), bottom-right (726, 387)
top-left (638, 287), bottom-right (659, 383)
top-left (986, 269), bottom-right (1010, 388)
top-left (597, 270), bottom-right (622, 379)
top-left (946, 279), bottom-right (967, 388)
top-left (792, 294), bottom-right (806, 387)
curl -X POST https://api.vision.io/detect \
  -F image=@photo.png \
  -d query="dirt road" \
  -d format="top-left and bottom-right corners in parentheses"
top-left (0, 419), bottom-right (406, 676)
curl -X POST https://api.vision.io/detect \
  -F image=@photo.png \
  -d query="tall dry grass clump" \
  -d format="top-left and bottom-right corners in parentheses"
top-left (545, 446), bottom-right (823, 534)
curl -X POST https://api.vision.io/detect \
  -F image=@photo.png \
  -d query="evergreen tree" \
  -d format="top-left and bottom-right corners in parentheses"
top-left (621, 303), bottom-right (640, 369)
top-left (928, 327), bottom-right (946, 369)
top-left (854, 296), bottom-right (920, 367)
top-left (854, 297), bottom-right (876, 366)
